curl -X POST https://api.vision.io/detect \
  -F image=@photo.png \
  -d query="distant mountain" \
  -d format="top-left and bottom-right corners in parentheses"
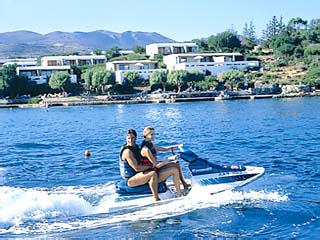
top-left (0, 30), bottom-right (175, 57)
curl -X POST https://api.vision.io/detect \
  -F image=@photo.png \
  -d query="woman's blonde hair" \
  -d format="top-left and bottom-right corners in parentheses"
top-left (143, 126), bottom-right (154, 138)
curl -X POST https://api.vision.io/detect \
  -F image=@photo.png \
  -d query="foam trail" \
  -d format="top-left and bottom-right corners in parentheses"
top-left (0, 186), bottom-right (92, 226)
top-left (0, 184), bottom-right (289, 235)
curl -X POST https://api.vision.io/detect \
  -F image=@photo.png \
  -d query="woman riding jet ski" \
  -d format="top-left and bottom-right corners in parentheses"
top-left (140, 126), bottom-right (191, 190)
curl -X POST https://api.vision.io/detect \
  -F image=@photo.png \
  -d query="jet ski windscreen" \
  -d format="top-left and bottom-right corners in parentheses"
top-left (179, 150), bottom-right (199, 162)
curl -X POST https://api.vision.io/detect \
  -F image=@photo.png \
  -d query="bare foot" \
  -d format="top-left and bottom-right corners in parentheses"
top-left (183, 182), bottom-right (191, 190)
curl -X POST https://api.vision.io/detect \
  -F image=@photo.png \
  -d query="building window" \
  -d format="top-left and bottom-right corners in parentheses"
top-left (173, 47), bottom-right (183, 54)
top-left (119, 65), bottom-right (129, 70)
top-left (78, 60), bottom-right (87, 66)
top-left (94, 59), bottom-right (105, 64)
top-left (186, 47), bottom-right (193, 53)
top-left (48, 60), bottom-right (57, 66)
top-left (165, 47), bottom-right (171, 54)
top-left (158, 47), bottom-right (165, 55)
top-left (64, 60), bottom-right (76, 65)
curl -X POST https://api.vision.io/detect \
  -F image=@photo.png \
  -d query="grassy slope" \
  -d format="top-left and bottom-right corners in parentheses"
top-left (254, 55), bottom-right (307, 84)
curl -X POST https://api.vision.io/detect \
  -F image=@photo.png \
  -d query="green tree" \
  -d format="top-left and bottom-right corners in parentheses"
top-left (306, 19), bottom-right (320, 43)
top-left (153, 54), bottom-right (164, 62)
top-left (92, 49), bottom-right (103, 55)
top-left (262, 16), bottom-right (286, 46)
top-left (294, 45), bottom-right (305, 58)
top-left (105, 46), bottom-right (120, 59)
top-left (108, 54), bottom-right (147, 61)
top-left (104, 71), bottom-right (116, 85)
top-left (218, 69), bottom-right (245, 91)
top-left (132, 45), bottom-right (146, 54)
top-left (278, 16), bottom-right (287, 34)
top-left (303, 65), bottom-right (320, 90)
top-left (124, 71), bottom-right (142, 86)
top-left (0, 69), bottom-right (10, 95)
top-left (303, 43), bottom-right (320, 65)
top-left (187, 70), bottom-right (205, 88)
top-left (150, 70), bottom-right (167, 91)
top-left (0, 64), bottom-right (31, 97)
top-left (242, 21), bottom-right (257, 50)
top-left (0, 65), bottom-right (16, 91)
top-left (167, 70), bottom-right (189, 92)
top-left (92, 71), bottom-right (106, 92)
top-left (207, 31), bottom-right (241, 52)
top-left (304, 44), bottom-right (320, 56)
top-left (287, 17), bottom-right (308, 35)
top-left (8, 75), bottom-right (31, 97)
top-left (269, 33), bottom-right (296, 57)
top-left (49, 71), bottom-right (70, 91)
top-left (91, 70), bottom-right (115, 93)
top-left (192, 38), bottom-right (208, 52)
top-left (195, 75), bottom-right (219, 90)
top-left (81, 69), bottom-right (94, 87)
top-left (71, 65), bottom-right (82, 82)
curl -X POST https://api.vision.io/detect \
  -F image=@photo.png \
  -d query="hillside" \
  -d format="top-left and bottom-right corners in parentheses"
top-left (0, 30), bottom-right (175, 57)
top-left (255, 55), bottom-right (307, 84)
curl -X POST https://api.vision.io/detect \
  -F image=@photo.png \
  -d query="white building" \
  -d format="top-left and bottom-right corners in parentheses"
top-left (41, 55), bottom-right (106, 67)
top-left (0, 58), bottom-right (37, 68)
top-left (16, 66), bottom-right (77, 85)
top-left (163, 53), bottom-right (259, 75)
top-left (106, 60), bottom-right (163, 84)
top-left (119, 50), bottom-right (135, 55)
top-left (146, 42), bottom-right (198, 58)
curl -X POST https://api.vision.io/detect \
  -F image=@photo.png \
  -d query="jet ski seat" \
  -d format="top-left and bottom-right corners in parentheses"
top-left (115, 180), bottom-right (168, 195)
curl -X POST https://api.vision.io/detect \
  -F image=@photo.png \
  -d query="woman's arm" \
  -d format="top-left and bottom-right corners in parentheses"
top-left (141, 146), bottom-right (169, 168)
top-left (141, 146), bottom-right (159, 166)
top-left (154, 144), bottom-right (180, 152)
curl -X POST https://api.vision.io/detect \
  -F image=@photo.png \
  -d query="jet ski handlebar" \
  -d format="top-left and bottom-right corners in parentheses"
top-left (169, 145), bottom-right (202, 162)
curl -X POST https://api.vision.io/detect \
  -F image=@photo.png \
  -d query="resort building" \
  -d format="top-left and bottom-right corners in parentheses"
top-left (106, 60), bottom-right (163, 84)
top-left (146, 43), bottom-right (198, 58)
top-left (163, 53), bottom-right (260, 75)
top-left (0, 58), bottom-right (37, 68)
top-left (41, 55), bottom-right (107, 67)
top-left (119, 50), bottom-right (135, 55)
top-left (16, 66), bottom-right (77, 85)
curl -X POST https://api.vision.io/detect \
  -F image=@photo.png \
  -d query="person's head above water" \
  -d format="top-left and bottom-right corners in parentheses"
top-left (126, 129), bottom-right (137, 146)
top-left (143, 126), bottom-right (155, 142)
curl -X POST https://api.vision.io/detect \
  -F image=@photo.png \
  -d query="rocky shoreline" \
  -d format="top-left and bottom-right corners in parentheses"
top-left (0, 92), bottom-right (319, 109)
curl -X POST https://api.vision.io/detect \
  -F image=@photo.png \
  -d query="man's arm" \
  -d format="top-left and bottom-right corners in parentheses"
top-left (123, 149), bottom-right (151, 172)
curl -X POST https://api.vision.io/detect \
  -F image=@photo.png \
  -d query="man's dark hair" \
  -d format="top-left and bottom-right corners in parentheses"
top-left (126, 129), bottom-right (137, 138)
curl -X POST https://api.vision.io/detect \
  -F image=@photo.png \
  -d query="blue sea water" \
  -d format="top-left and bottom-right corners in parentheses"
top-left (0, 97), bottom-right (319, 239)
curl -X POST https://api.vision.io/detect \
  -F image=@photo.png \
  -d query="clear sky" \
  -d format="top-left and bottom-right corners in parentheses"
top-left (1, 0), bottom-right (319, 41)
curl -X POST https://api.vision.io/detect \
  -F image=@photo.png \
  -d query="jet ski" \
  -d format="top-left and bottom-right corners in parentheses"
top-left (112, 146), bottom-right (265, 209)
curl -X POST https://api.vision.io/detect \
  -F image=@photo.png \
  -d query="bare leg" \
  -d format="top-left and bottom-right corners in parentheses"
top-left (163, 162), bottom-right (190, 189)
top-left (148, 171), bottom-right (159, 201)
top-left (158, 167), bottom-right (183, 197)
top-left (127, 170), bottom-right (160, 201)
top-left (173, 162), bottom-right (190, 189)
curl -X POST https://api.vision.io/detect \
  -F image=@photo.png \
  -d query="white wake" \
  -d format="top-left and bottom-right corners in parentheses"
top-left (0, 183), bottom-right (288, 235)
